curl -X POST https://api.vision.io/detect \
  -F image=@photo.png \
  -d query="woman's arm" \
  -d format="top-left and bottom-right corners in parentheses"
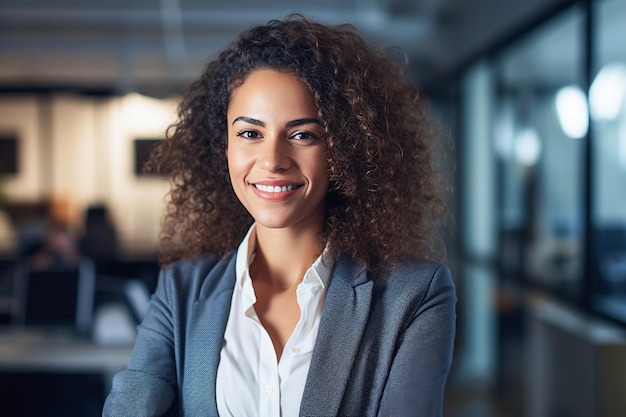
top-left (378, 264), bottom-right (457, 417)
top-left (103, 271), bottom-right (178, 417)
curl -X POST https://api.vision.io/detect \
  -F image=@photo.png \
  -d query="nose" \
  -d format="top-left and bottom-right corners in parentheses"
top-left (259, 136), bottom-right (291, 172)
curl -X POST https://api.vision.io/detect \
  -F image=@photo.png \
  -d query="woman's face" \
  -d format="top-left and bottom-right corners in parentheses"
top-left (226, 69), bottom-right (329, 232)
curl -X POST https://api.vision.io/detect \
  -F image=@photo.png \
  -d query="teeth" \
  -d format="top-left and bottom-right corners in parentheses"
top-left (255, 184), bottom-right (296, 193)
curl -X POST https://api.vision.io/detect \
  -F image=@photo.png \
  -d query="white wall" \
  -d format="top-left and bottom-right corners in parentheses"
top-left (0, 93), bottom-right (177, 256)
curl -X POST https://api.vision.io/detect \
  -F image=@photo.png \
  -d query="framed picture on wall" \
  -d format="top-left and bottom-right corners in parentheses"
top-left (133, 138), bottom-right (164, 176)
top-left (0, 133), bottom-right (18, 175)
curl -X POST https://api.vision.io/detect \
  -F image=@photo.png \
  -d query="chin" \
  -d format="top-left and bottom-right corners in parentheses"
top-left (253, 218), bottom-right (293, 230)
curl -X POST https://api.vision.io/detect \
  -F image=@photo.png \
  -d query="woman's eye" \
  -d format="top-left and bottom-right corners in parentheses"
top-left (236, 130), bottom-right (260, 139)
top-left (291, 131), bottom-right (318, 140)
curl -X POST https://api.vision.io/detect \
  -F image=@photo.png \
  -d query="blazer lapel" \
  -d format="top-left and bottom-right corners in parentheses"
top-left (300, 256), bottom-right (374, 417)
top-left (183, 255), bottom-right (236, 417)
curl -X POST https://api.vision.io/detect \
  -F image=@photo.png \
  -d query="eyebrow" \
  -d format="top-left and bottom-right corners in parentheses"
top-left (232, 116), bottom-right (321, 128)
top-left (285, 118), bottom-right (321, 128)
top-left (232, 116), bottom-right (264, 126)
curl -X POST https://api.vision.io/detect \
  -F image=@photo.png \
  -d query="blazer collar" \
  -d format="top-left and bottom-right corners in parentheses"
top-left (184, 253), bottom-right (237, 417)
top-left (185, 254), bottom-right (373, 417)
top-left (300, 255), bottom-right (374, 416)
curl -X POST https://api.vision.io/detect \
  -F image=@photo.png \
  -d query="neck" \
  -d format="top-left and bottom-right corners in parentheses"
top-left (250, 223), bottom-right (324, 290)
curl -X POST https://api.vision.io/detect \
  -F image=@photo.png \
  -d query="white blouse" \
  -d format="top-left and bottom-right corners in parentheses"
top-left (216, 225), bottom-right (333, 417)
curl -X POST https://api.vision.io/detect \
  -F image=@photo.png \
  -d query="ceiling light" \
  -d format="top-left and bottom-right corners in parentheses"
top-left (555, 85), bottom-right (589, 139)
top-left (514, 127), bottom-right (541, 166)
top-left (589, 63), bottom-right (626, 121)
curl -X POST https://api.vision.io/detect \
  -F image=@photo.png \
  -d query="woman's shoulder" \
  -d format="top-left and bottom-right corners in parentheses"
top-left (333, 255), bottom-right (454, 299)
top-left (157, 251), bottom-right (237, 302)
top-left (377, 258), bottom-right (454, 299)
top-left (389, 258), bottom-right (451, 281)
top-left (163, 253), bottom-right (230, 276)
top-left (371, 258), bottom-right (456, 322)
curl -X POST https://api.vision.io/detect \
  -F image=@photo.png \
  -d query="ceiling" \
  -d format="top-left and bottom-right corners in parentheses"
top-left (0, 0), bottom-right (568, 97)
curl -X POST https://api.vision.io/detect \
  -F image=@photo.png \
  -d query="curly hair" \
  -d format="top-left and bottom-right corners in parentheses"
top-left (148, 15), bottom-right (450, 274)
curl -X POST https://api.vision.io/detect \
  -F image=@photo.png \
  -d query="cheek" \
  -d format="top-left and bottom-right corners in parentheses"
top-left (310, 150), bottom-right (330, 183)
top-left (226, 147), bottom-right (251, 188)
top-left (226, 154), bottom-right (247, 201)
top-left (225, 146), bottom-right (238, 182)
top-left (225, 143), bottom-right (240, 171)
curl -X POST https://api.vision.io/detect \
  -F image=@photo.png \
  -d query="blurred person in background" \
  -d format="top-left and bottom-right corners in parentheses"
top-left (104, 15), bottom-right (455, 417)
top-left (80, 204), bottom-right (118, 271)
top-left (28, 223), bottom-right (81, 271)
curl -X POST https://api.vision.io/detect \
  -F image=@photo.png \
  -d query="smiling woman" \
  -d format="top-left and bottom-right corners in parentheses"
top-left (103, 14), bottom-right (456, 417)
top-left (227, 70), bottom-right (329, 236)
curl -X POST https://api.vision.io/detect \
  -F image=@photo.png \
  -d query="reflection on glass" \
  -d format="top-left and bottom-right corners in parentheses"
top-left (591, 0), bottom-right (626, 321)
top-left (555, 85), bottom-right (588, 139)
top-left (514, 127), bottom-right (542, 167)
top-left (589, 63), bottom-right (626, 121)
top-left (493, 6), bottom-right (584, 298)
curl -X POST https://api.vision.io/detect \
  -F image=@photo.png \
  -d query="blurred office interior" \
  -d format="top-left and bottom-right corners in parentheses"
top-left (1, 0), bottom-right (626, 416)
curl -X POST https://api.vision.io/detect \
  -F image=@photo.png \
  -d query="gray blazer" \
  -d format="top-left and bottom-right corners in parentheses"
top-left (103, 253), bottom-right (456, 417)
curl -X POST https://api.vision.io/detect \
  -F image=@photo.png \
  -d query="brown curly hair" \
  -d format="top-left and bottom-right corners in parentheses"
top-left (148, 15), bottom-right (450, 274)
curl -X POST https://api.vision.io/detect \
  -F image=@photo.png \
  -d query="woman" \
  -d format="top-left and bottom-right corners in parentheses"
top-left (104, 15), bottom-right (456, 417)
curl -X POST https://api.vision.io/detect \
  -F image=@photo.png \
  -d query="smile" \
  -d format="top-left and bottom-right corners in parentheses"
top-left (253, 184), bottom-right (300, 193)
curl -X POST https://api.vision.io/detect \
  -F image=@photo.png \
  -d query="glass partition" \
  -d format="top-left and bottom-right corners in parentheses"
top-left (590, 0), bottom-right (626, 320)
top-left (492, 6), bottom-right (585, 299)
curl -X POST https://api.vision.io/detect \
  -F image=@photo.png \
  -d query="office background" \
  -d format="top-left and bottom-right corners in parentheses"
top-left (1, 0), bottom-right (626, 416)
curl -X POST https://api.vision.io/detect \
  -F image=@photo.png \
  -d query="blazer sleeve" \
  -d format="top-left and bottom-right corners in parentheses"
top-left (102, 270), bottom-right (178, 417)
top-left (378, 264), bottom-right (456, 417)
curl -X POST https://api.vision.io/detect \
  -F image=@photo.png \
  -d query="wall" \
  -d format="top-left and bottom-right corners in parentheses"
top-left (0, 93), bottom-right (176, 256)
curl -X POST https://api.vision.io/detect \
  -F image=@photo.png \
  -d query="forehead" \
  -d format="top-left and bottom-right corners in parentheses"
top-left (228, 69), bottom-right (316, 114)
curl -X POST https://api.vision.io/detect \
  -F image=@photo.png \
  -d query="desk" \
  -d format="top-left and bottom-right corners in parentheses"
top-left (0, 329), bottom-right (133, 417)
top-left (527, 296), bottom-right (626, 417)
top-left (0, 330), bottom-right (133, 373)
